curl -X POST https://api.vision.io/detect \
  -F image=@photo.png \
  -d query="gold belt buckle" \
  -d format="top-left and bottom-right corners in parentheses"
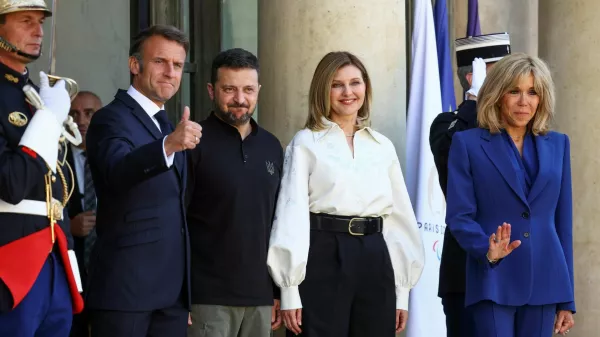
top-left (348, 218), bottom-right (364, 236)
top-left (51, 199), bottom-right (64, 221)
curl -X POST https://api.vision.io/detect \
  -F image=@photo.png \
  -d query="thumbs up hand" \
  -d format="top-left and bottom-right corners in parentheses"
top-left (164, 106), bottom-right (202, 155)
top-left (180, 106), bottom-right (191, 123)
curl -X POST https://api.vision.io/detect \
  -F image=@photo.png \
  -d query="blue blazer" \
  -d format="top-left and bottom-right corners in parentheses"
top-left (84, 89), bottom-right (190, 311)
top-left (445, 128), bottom-right (575, 312)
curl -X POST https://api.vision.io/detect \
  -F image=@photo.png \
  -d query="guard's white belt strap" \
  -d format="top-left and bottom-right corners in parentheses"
top-left (0, 198), bottom-right (58, 217)
top-left (0, 199), bottom-right (83, 293)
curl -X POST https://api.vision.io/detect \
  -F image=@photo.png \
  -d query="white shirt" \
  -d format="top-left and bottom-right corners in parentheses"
top-left (70, 145), bottom-right (86, 209)
top-left (126, 85), bottom-right (174, 167)
top-left (267, 118), bottom-right (425, 311)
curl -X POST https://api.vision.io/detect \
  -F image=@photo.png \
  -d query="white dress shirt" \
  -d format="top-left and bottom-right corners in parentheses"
top-left (267, 118), bottom-right (425, 311)
top-left (70, 145), bottom-right (86, 209)
top-left (126, 85), bottom-right (174, 167)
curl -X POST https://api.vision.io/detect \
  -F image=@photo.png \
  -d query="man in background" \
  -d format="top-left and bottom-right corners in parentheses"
top-left (67, 91), bottom-right (102, 337)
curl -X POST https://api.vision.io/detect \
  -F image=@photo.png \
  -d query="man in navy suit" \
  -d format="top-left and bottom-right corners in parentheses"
top-left (85, 25), bottom-right (202, 337)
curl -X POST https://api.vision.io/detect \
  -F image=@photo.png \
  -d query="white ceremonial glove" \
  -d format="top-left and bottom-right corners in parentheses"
top-left (38, 71), bottom-right (71, 126)
top-left (466, 57), bottom-right (486, 98)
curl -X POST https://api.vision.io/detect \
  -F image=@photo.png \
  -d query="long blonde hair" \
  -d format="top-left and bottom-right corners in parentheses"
top-left (477, 52), bottom-right (555, 135)
top-left (305, 51), bottom-right (372, 131)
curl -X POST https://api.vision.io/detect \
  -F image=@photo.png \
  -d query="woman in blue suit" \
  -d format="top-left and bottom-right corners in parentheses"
top-left (446, 53), bottom-right (575, 337)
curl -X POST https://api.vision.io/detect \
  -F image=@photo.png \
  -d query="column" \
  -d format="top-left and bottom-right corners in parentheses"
top-left (258, 0), bottom-right (408, 162)
top-left (539, 1), bottom-right (600, 336)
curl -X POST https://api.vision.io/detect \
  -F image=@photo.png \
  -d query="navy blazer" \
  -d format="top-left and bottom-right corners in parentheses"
top-left (445, 128), bottom-right (575, 312)
top-left (84, 89), bottom-right (190, 311)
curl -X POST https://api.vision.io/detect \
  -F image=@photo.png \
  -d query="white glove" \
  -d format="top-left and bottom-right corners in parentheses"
top-left (466, 58), bottom-right (486, 98)
top-left (38, 71), bottom-right (71, 125)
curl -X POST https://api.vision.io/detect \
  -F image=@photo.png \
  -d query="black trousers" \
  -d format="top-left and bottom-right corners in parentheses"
top-left (89, 300), bottom-right (188, 337)
top-left (69, 308), bottom-right (90, 337)
top-left (70, 270), bottom-right (89, 337)
top-left (287, 231), bottom-right (396, 337)
top-left (441, 293), bottom-right (476, 337)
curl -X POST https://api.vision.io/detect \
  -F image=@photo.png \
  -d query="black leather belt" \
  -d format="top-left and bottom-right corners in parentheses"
top-left (309, 212), bottom-right (383, 236)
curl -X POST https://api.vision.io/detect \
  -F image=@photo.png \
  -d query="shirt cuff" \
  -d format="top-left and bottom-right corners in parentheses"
top-left (280, 286), bottom-right (302, 310)
top-left (396, 286), bottom-right (410, 310)
top-left (18, 108), bottom-right (62, 172)
top-left (162, 136), bottom-right (174, 168)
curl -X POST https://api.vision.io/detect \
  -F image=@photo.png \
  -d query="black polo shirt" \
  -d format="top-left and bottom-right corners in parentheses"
top-left (186, 112), bottom-right (283, 306)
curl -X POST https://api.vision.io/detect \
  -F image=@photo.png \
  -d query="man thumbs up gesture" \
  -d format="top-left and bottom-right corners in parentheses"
top-left (164, 106), bottom-right (202, 155)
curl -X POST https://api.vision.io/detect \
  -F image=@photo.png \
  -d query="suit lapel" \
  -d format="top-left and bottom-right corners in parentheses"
top-left (131, 108), bottom-right (162, 140)
top-left (174, 151), bottom-right (184, 183)
top-left (527, 134), bottom-right (552, 203)
top-left (115, 90), bottom-right (184, 183)
top-left (480, 131), bottom-right (528, 206)
top-left (115, 90), bottom-right (162, 140)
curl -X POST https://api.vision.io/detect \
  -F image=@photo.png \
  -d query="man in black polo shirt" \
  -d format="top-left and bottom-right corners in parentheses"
top-left (186, 48), bottom-right (283, 337)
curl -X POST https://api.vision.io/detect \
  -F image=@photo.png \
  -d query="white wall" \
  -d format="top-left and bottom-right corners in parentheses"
top-left (29, 0), bottom-right (130, 106)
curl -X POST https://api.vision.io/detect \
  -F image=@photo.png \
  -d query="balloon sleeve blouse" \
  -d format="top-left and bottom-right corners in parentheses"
top-left (267, 119), bottom-right (425, 311)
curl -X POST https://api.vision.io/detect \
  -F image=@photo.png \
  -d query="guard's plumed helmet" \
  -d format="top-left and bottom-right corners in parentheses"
top-left (0, 0), bottom-right (51, 60)
top-left (0, 0), bottom-right (52, 17)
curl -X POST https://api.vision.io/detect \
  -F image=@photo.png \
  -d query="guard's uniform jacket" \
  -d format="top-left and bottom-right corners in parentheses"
top-left (0, 62), bottom-right (83, 314)
top-left (429, 99), bottom-right (477, 297)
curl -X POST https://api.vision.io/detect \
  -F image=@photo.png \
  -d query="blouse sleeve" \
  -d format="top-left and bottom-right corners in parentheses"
top-left (384, 146), bottom-right (425, 310)
top-left (267, 139), bottom-right (313, 310)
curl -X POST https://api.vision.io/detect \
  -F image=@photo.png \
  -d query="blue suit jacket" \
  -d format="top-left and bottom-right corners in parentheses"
top-left (84, 89), bottom-right (190, 311)
top-left (445, 128), bottom-right (575, 312)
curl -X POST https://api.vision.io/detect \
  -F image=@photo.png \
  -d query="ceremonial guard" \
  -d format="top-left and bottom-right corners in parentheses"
top-left (0, 0), bottom-right (84, 336)
top-left (429, 33), bottom-right (511, 337)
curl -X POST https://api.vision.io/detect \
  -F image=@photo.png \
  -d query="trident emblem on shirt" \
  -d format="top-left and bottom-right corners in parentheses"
top-left (265, 161), bottom-right (275, 175)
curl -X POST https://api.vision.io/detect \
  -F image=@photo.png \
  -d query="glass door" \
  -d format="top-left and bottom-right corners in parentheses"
top-left (131, 0), bottom-right (221, 124)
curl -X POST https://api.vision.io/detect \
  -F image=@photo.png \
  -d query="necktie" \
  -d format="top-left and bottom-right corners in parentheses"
top-left (155, 110), bottom-right (181, 173)
top-left (155, 110), bottom-right (173, 135)
top-left (82, 152), bottom-right (97, 270)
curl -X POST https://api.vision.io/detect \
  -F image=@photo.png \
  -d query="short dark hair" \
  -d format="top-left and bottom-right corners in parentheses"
top-left (76, 90), bottom-right (102, 105)
top-left (129, 24), bottom-right (189, 60)
top-left (210, 48), bottom-right (259, 85)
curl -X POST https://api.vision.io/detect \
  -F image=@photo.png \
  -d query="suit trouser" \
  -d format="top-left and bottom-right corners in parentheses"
top-left (70, 269), bottom-right (89, 337)
top-left (69, 307), bottom-right (90, 337)
top-left (290, 231), bottom-right (396, 337)
top-left (188, 304), bottom-right (272, 337)
top-left (0, 253), bottom-right (73, 337)
top-left (89, 298), bottom-right (188, 337)
top-left (470, 300), bottom-right (557, 337)
top-left (441, 293), bottom-right (476, 337)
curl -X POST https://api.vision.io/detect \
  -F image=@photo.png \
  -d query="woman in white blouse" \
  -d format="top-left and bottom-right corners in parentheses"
top-left (267, 51), bottom-right (425, 337)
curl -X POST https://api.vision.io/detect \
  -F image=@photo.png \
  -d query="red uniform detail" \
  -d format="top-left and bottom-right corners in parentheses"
top-left (21, 146), bottom-right (37, 159)
top-left (54, 225), bottom-right (84, 313)
top-left (0, 226), bottom-right (84, 314)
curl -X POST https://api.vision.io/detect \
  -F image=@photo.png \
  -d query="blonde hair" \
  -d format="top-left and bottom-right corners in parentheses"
top-left (305, 51), bottom-right (372, 131)
top-left (477, 52), bottom-right (555, 135)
